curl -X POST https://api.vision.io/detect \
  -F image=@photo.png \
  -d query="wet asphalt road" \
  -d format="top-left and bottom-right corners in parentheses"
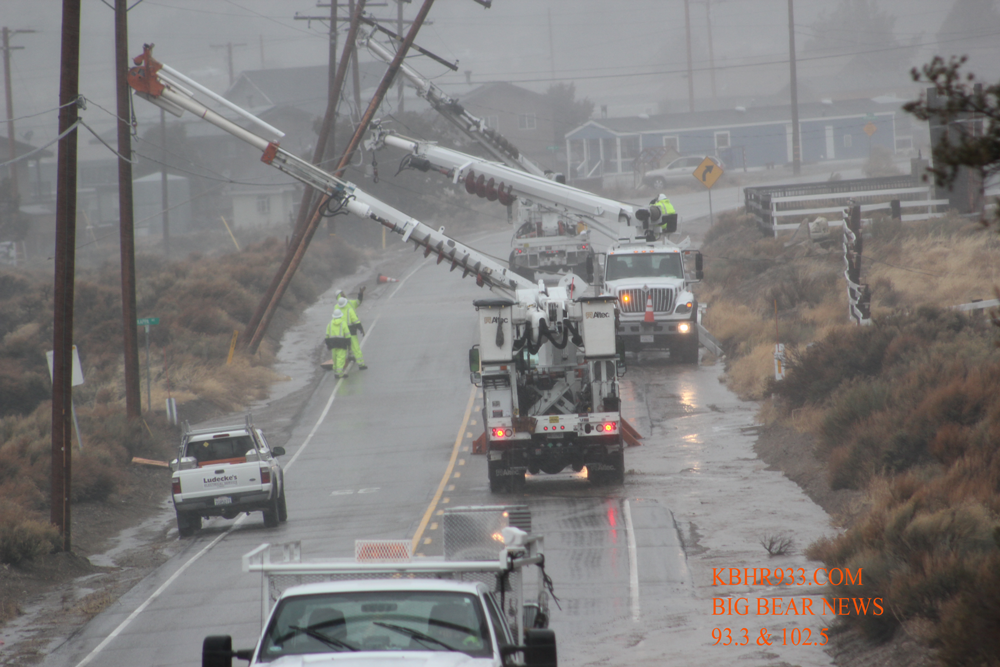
top-left (40, 229), bottom-right (697, 667)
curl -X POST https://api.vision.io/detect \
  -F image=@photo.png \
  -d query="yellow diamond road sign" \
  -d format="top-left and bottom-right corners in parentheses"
top-left (863, 121), bottom-right (877, 137)
top-left (693, 157), bottom-right (723, 189)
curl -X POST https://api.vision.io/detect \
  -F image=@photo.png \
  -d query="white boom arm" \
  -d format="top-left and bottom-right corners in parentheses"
top-left (364, 35), bottom-right (546, 178)
top-left (126, 45), bottom-right (533, 297)
top-left (370, 129), bottom-right (648, 243)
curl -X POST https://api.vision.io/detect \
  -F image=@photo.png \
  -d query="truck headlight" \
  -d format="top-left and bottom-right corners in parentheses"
top-left (675, 301), bottom-right (693, 314)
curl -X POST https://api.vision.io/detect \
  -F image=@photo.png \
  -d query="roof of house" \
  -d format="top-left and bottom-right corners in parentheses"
top-left (568, 98), bottom-right (901, 138)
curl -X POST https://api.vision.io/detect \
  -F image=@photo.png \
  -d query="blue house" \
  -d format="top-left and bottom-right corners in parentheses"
top-left (564, 99), bottom-right (898, 185)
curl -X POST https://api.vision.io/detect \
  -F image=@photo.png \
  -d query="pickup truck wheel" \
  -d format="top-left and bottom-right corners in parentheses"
top-left (176, 510), bottom-right (199, 538)
top-left (263, 494), bottom-right (280, 528)
top-left (277, 488), bottom-right (288, 522)
top-left (651, 176), bottom-right (667, 190)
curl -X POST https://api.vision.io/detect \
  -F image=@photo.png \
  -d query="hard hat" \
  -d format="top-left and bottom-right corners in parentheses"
top-left (337, 296), bottom-right (348, 308)
top-left (332, 309), bottom-right (343, 319)
top-left (658, 193), bottom-right (668, 201)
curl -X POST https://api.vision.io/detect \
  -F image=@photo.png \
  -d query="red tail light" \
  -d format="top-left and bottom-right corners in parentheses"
top-left (599, 422), bottom-right (618, 433)
top-left (491, 428), bottom-right (513, 439)
top-left (260, 467), bottom-right (271, 484)
top-left (172, 477), bottom-right (182, 495)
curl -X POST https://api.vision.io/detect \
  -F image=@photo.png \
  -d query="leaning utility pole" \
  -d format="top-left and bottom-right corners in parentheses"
top-left (683, 0), bottom-right (694, 113)
top-left (2, 26), bottom-right (36, 201)
top-left (114, 0), bottom-right (141, 420)
top-left (52, 0), bottom-right (82, 552)
top-left (244, 0), bottom-right (436, 355)
top-left (242, 0), bottom-right (366, 354)
top-left (788, 0), bottom-right (801, 175)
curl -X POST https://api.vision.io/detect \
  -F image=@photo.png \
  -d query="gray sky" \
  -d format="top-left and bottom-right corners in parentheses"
top-left (1, 0), bottom-right (988, 161)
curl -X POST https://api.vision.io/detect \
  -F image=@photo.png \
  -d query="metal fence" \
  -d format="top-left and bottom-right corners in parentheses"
top-left (745, 175), bottom-right (949, 235)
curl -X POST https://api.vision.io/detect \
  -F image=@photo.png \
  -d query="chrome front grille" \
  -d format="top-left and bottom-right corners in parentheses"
top-left (618, 287), bottom-right (675, 314)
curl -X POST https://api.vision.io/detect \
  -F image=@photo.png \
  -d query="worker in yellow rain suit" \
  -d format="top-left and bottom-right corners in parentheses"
top-left (325, 308), bottom-right (351, 378)
top-left (337, 287), bottom-right (367, 370)
top-left (651, 193), bottom-right (677, 235)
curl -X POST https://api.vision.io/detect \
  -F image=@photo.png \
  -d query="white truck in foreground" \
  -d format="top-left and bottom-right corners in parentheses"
top-left (202, 506), bottom-right (557, 667)
top-left (170, 416), bottom-right (287, 537)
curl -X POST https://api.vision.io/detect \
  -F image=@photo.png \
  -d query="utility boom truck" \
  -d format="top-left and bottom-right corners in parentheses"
top-left (365, 124), bottom-right (704, 361)
top-left (364, 36), bottom-right (594, 282)
top-left (202, 506), bottom-right (557, 667)
top-left (127, 45), bottom-right (637, 488)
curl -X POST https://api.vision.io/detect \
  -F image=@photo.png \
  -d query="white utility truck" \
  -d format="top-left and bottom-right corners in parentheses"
top-left (201, 506), bottom-right (557, 667)
top-left (169, 416), bottom-right (287, 537)
top-left (127, 45), bottom-right (638, 489)
top-left (365, 116), bottom-right (703, 361)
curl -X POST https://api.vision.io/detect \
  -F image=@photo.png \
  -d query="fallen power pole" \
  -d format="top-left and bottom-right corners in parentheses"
top-left (114, 0), bottom-right (141, 420)
top-left (241, 0), bottom-right (366, 355)
top-left (244, 0), bottom-right (438, 355)
top-left (51, 0), bottom-right (82, 552)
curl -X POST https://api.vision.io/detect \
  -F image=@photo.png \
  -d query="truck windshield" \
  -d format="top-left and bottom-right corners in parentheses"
top-left (605, 253), bottom-right (683, 281)
top-left (258, 591), bottom-right (492, 661)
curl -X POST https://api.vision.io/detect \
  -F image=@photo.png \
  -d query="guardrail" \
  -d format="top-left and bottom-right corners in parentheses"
top-left (745, 175), bottom-right (948, 235)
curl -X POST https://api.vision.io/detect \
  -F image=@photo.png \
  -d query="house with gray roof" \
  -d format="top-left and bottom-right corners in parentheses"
top-left (565, 98), bottom-right (907, 187)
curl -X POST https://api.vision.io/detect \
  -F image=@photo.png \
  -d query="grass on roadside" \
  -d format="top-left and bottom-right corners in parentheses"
top-left (699, 208), bottom-right (1000, 665)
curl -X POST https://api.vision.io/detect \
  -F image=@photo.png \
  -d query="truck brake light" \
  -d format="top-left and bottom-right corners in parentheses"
top-left (172, 477), bottom-right (181, 495)
top-left (598, 422), bottom-right (617, 433)
top-left (260, 467), bottom-right (271, 484)
top-left (491, 428), bottom-right (513, 438)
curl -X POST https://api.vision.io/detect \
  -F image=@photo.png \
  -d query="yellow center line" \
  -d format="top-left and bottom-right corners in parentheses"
top-left (412, 385), bottom-right (477, 552)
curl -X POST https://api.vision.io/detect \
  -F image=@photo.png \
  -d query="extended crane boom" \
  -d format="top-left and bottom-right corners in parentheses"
top-left (364, 35), bottom-right (544, 177)
top-left (126, 45), bottom-right (532, 297)
top-left (369, 128), bottom-right (654, 244)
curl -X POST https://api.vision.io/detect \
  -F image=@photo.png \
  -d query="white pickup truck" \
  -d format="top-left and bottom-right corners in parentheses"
top-left (201, 506), bottom-right (557, 667)
top-left (170, 416), bottom-right (287, 537)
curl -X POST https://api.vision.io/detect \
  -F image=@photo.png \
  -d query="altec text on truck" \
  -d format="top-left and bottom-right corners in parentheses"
top-left (202, 506), bottom-right (558, 667)
top-left (170, 415), bottom-right (287, 537)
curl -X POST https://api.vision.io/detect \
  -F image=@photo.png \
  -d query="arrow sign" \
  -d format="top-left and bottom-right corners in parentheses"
top-left (693, 157), bottom-right (723, 189)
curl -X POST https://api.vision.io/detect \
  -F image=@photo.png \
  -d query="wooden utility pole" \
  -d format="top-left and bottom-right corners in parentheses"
top-left (159, 108), bottom-right (170, 257)
top-left (705, 0), bottom-right (717, 100)
top-left (114, 0), bottom-right (141, 421)
top-left (683, 0), bottom-right (694, 113)
top-left (244, 0), bottom-right (437, 355)
top-left (211, 41), bottom-right (246, 87)
top-left (788, 0), bottom-right (801, 175)
top-left (2, 27), bottom-right (36, 201)
top-left (242, 0), bottom-right (366, 355)
top-left (52, 0), bottom-right (82, 552)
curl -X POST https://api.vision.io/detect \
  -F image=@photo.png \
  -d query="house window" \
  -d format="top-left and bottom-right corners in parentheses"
top-left (256, 195), bottom-right (270, 214)
top-left (662, 136), bottom-right (679, 152)
top-left (485, 115), bottom-right (499, 131)
top-left (621, 136), bottom-right (639, 173)
top-left (715, 131), bottom-right (730, 150)
top-left (518, 113), bottom-right (537, 131)
top-left (844, 134), bottom-right (853, 148)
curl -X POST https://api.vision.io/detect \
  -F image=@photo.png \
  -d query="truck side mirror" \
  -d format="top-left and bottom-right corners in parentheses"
top-left (469, 346), bottom-right (480, 373)
top-left (694, 252), bottom-right (703, 281)
top-left (271, 446), bottom-right (286, 457)
top-left (202, 636), bottom-right (253, 667)
top-left (500, 630), bottom-right (558, 667)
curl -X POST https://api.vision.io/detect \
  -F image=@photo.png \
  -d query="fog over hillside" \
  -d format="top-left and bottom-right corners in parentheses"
top-left (3, 0), bottom-right (999, 159)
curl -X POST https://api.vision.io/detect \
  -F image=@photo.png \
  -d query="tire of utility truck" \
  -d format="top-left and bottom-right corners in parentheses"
top-left (263, 493), bottom-right (280, 528)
